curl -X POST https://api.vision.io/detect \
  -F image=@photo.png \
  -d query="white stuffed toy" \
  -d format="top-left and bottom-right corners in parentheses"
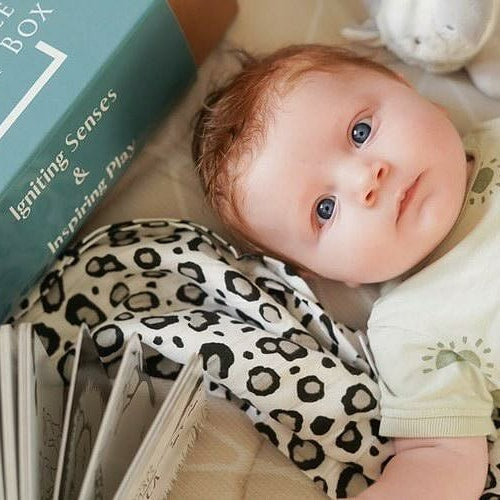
top-left (342, 0), bottom-right (500, 99)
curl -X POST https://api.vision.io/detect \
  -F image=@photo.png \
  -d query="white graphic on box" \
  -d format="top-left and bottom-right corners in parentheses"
top-left (0, 41), bottom-right (66, 141)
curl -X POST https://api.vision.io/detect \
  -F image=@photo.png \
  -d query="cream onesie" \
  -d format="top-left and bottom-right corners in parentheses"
top-left (368, 118), bottom-right (500, 439)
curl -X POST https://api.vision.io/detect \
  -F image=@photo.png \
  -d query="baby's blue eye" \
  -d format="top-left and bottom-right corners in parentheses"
top-left (316, 196), bottom-right (337, 224)
top-left (351, 119), bottom-right (372, 146)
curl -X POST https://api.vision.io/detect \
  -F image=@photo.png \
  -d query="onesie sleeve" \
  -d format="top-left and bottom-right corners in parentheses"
top-left (367, 326), bottom-right (495, 438)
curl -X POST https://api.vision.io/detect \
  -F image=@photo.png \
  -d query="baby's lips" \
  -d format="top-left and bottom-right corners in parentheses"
top-left (396, 174), bottom-right (422, 222)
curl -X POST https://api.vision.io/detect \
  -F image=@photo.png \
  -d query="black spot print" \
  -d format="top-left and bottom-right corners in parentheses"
top-left (86, 254), bottom-right (126, 277)
top-left (176, 283), bottom-right (207, 306)
top-left (154, 234), bottom-right (181, 244)
top-left (93, 324), bottom-right (125, 357)
top-left (199, 342), bottom-right (235, 379)
top-left (243, 351), bottom-right (253, 359)
top-left (270, 409), bottom-right (303, 432)
top-left (225, 271), bottom-right (260, 301)
top-left (301, 314), bottom-right (312, 328)
top-left (142, 270), bottom-right (170, 278)
top-left (485, 469), bottom-right (497, 491)
top-left (235, 309), bottom-right (263, 329)
top-left (256, 337), bottom-right (307, 361)
top-left (140, 315), bottom-right (179, 330)
top-left (310, 416), bottom-right (334, 435)
top-left (336, 464), bottom-right (374, 499)
top-left (57, 348), bottom-right (75, 384)
top-left (341, 384), bottom-right (377, 415)
top-left (153, 336), bottom-right (163, 345)
top-left (33, 322), bottom-right (60, 356)
top-left (114, 312), bottom-right (134, 321)
top-left (187, 310), bottom-right (220, 332)
top-left (65, 294), bottom-right (106, 328)
top-left (336, 421), bottom-right (363, 453)
top-left (297, 375), bottom-right (324, 402)
top-left (141, 220), bottom-right (169, 228)
top-left (134, 247), bottom-right (161, 269)
top-left (290, 366), bottom-right (300, 374)
top-left (187, 236), bottom-right (216, 253)
top-left (255, 277), bottom-right (292, 306)
top-left (341, 360), bottom-right (364, 376)
top-left (124, 292), bottom-right (160, 312)
top-left (322, 357), bottom-right (336, 368)
top-left (320, 313), bottom-right (338, 346)
top-left (313, 476), bottom-right (328, 494)
top-left (255, 422), bottom-right (279, 447)
top-left (110, 282), bottom-right (129, 306)
top-left (109, 229), bottom-right (139, 246)
top-left (247, 366), bottom-right (280, 396)
top-left (287, 434), bottom-right (325, 470)
top-left (40, 271), bottom-right (65, 313)
top-left (369, 419), bottom-right (390, 444)
top-left (259, 303), bottom-right (282, 322)
top-left (173, 336), bottom-right (184, 348)
top-left (283, 327), bottom-right (322, 352)
top-left (178, 261), bottom-right (206, 283)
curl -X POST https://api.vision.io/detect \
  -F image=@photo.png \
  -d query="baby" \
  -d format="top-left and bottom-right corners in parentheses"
top-left (192, 44), bottom-right (499, 498)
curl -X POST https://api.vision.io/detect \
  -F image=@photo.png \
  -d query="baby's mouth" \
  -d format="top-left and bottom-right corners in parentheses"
top-left (397, 174), bottom-right (422, 222)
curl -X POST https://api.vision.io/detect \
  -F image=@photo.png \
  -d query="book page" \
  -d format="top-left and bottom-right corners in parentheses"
top-left (18, 323), bottom-right (65, 500)
top-left (53, 324), bottom-right (112, 500)
top-left (0, 389), bottom-right (5, 500)
top-left (0, 324), bottom-right (18, 500)
top-left (17, 323), bottom-right (38, 500)
top-left (78, 334), bottom-right (160, 500)
top-left (115, 355), bottom-right (206, 500)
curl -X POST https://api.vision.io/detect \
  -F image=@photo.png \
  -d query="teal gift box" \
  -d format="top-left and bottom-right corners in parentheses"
top-left (0, 0), bottom-right (197, 320)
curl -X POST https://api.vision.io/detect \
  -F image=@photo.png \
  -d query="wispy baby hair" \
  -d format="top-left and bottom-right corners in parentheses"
top-left (192, 43), bottom-right (400, 249)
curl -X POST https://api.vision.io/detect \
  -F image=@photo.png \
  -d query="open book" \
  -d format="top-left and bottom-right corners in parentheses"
top-left (0, 323), bottom-right (207, 500)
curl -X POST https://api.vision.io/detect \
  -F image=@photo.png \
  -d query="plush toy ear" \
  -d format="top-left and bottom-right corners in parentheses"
top-left (466, 28), bottom-right (500, 99)
top-left (341, 18), bottom-right (384, 47)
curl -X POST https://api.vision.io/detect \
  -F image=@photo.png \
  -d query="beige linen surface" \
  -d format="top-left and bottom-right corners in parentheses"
top-left (169, 397), bottom-right (329, 500)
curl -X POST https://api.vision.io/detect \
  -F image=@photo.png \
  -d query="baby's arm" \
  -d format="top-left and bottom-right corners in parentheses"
top-left (355, 436), bottom-right (488, 500)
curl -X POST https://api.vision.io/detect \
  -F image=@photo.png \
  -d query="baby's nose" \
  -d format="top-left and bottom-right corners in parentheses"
top-left (360, 161), bottom-right (390, 207)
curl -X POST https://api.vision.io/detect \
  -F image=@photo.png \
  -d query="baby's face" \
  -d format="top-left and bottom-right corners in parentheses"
top-left (240, 67), bottom-right (468, 285)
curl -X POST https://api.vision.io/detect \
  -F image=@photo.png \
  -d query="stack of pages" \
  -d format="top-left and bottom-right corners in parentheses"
top-left (0, 323), bottom-right (206, 500)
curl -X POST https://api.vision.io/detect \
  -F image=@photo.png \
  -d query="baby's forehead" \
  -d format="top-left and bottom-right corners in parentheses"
top-left (279, 65), bottom-right (397, 99)
top-left (230, 66), bottom-right (401, 211)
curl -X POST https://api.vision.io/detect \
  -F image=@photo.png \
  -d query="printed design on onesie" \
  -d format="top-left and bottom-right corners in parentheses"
top-left (421, 337), bottom-right (495, 380)
top-left (469, 157), bottom-right (500, 205)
